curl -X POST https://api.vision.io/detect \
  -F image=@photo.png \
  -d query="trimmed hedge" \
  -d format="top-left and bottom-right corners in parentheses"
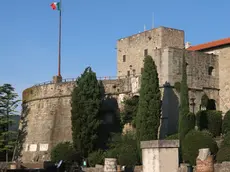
top-left (221, 132), bottom-right (230, 147)
top-left (216, 147), bottom-right (230, 163)
top-left (182, 130), bottom-right (218, 165)
top-left (222, 110), bottom-right (230, 135)
top-left (179, 112), bottom-right (196, 140)
top-left (88, 150), bottom-right (105, 167)
top-left (196, 110), bottom-right (222, 137)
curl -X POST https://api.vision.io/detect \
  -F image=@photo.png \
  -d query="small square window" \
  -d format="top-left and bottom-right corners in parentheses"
top-left (123, 55), bottom-right (126, 62)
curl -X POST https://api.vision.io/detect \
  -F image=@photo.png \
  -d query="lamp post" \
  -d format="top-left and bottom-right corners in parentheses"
top-left (190, 97), bottom-right (197, 130)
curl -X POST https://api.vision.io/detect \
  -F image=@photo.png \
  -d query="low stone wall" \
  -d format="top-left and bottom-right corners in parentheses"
top-left (179, 162), bottom-right (230, 172)
top-left (83, 165), bottom-right (142, 172)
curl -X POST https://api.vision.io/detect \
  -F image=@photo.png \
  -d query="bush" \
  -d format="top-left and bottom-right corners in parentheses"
top-left (105, 132), bottom-right (139, 167)
top-left (179, 112), bottom-right (195, 140)
top-left (216, 147), bottom-right (230, 163)
top-left (221, 132), bottom-right (230, 147)
top-left (196, 110), bottom-right (222, 137)
top-left (182, 130), bottom-right (218, 165)
top-left (51, 142), bottom-right (80, 163)
top-left (165, 133), bottom-right (179, 140)
top-left (88, 150), bottom-right (105, 167)
top-left (222, 110), bottom-right (230, 135)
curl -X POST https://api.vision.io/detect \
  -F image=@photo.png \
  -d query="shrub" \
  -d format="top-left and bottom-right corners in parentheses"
top-left (222, 110), bottom-right (230, 135)
top-left (105, 132), bottom-right (139, 167)
top-left (182, 130), bottom-right (218, 165)
top-left (88, 150), bottom-right (105, 167)
top-left (221, 132), bottom-right (230, 147)
top-left (179, 112), bottom-right (195, 140)
top-left (196, 110), bottom-right (222, 137)
top-left (51, 142), bottom-right (80, 163)
top-left (216, 147), bottom-right (230, 163)
top-left (165, 133), bottom-right (179, 140)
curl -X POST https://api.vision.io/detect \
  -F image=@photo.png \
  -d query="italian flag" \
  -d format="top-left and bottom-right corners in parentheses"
top-left (50, 2), bottom-right (61, 10)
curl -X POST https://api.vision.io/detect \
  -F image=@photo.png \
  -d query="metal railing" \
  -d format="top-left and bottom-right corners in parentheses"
top-left (33, 74), bottom-right (142, 87)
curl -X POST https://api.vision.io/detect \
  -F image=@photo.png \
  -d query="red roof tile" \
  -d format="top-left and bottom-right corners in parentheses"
top-left (187, 37), bottom-right (230, 51)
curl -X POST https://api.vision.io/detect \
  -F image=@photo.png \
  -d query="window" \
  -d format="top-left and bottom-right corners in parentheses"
top-left (132, 69), bottom-right (136, 76)
top-left (141, 68), bottom-right (144, 74)
top-left (208, 66), bottom-right (214, 76)
top-left (144, 49), bottom-right (148, 56)
top-left (123, 55), bottom-right (126, 62)
top-left (127, 70), bottom-right (130, 76)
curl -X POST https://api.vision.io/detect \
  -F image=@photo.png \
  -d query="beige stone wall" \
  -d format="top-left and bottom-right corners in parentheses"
top-left (20, 79), bottom-right (133, 163)
top-left (201, 46), bottom-right (230, 113)
top-left (117, 27), bottom-right (184, 77)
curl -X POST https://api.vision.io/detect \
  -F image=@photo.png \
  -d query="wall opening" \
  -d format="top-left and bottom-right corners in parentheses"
top-left (208, 66), bottom-right (214, 76)
top-left (123, 55), bottom-right (126, 62)
top-left (207, 99), bottom-right (216, 110)
top-left (127, 71), bottom-right (130, 76)
top-left (144, 49), bottom-right (148, 56)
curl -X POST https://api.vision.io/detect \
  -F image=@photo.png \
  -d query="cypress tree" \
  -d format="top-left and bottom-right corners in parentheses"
top-left (179, 51), bottom-right (190, 141)
top-left (71, 67), bottom-right (102, 158)
top-left (136, 55), bottom-right (161, 142)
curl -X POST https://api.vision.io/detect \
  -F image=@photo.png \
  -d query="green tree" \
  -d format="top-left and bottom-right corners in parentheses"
top-left (71, 67), bottom-right (102, 158)
top-left (136, 55), bottom-right (161, 142)
top-left (0, 84), bottom-right (20, 162)
top-left (179, 51), bottom-right (190, 141)
top-left (120, 96), bottom-right (139, 127)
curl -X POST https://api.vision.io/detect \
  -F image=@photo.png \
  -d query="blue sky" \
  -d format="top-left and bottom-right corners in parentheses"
top-left (1, 0), bottom-right (230, 104)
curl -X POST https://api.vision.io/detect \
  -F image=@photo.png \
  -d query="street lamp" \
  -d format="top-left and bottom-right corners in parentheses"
top-left (190, 97), bottom-right (198, 130)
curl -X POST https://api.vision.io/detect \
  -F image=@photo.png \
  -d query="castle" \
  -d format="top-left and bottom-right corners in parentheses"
top-left (17, 26), bottom-right (230, 162)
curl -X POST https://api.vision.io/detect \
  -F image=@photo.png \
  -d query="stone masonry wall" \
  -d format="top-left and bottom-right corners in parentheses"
top-left (167, 47), bottom-right (219, 111)
top-left (117, 26), bottom-right (184, 77)
top-left (20, 78), bottom-right (132, 163)
top-left (201, 45), bottom-right (230, 113)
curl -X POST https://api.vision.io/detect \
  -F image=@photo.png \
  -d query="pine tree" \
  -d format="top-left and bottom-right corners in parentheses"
top-left (0, 84), bottom-right (20, 162)
top-left (178, 51), bottom-right (190, 141)
top-left (71, 67), bottom-right (102, 158)
top-left (136, 55), bottom-right (161, 142)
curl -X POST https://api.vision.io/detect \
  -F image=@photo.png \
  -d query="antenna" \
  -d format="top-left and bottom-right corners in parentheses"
top-left (152, 12), bottom-right (154, 29)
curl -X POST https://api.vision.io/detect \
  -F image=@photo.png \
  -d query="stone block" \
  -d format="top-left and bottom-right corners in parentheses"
top-left (141, 140), bottom-right (179, 172)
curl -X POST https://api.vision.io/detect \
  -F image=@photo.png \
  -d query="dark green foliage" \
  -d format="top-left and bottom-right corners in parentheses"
top-left (165, 133), bottom-right (179, 140)
top-left (182, 130), bottom-right (218, 165)
top-left (105, 132), bottom-right (140, 167)
top-left (216, 147), bottom-right (230, 163)
top-left (120, 96), bottom-right (139, 127)
top-left (179, 52), bottom-right (190, 141)
top-left (196, 110), bottom-right (222, 137)
top-left (51, 142), bottom-right (80, 163)
top-left (201, 94), bottom-right (209, 108)
top-left (216, 132), bottom-right (230, 163)
top-left (71, 67), bottom-right (102, 158)
top-left (0, 84), bottom-right (20, 161)
top-left (174, 82), bottom-right (181, 93)
top-left (88, 150), bottom-right (105, 167)
top-left (179, 112), bottom-right (195, 141)
top-left (222, 110), bottom-right (230, 135)
top-left (221, 132), bottom-right (230, 147)
top-left (136, 55), bottom-right (161, 142)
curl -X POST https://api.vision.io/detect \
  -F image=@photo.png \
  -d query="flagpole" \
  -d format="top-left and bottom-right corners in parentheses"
top-left (58, 0), bottom-right (62, 77)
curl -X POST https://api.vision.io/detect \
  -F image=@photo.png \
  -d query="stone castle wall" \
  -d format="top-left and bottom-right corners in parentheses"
top-left (200, 45), bottom-right (230, 113)
top-left (19, 78), bottom-right (136, 163)
top-left (117, 27), bottom-right (184, 77)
